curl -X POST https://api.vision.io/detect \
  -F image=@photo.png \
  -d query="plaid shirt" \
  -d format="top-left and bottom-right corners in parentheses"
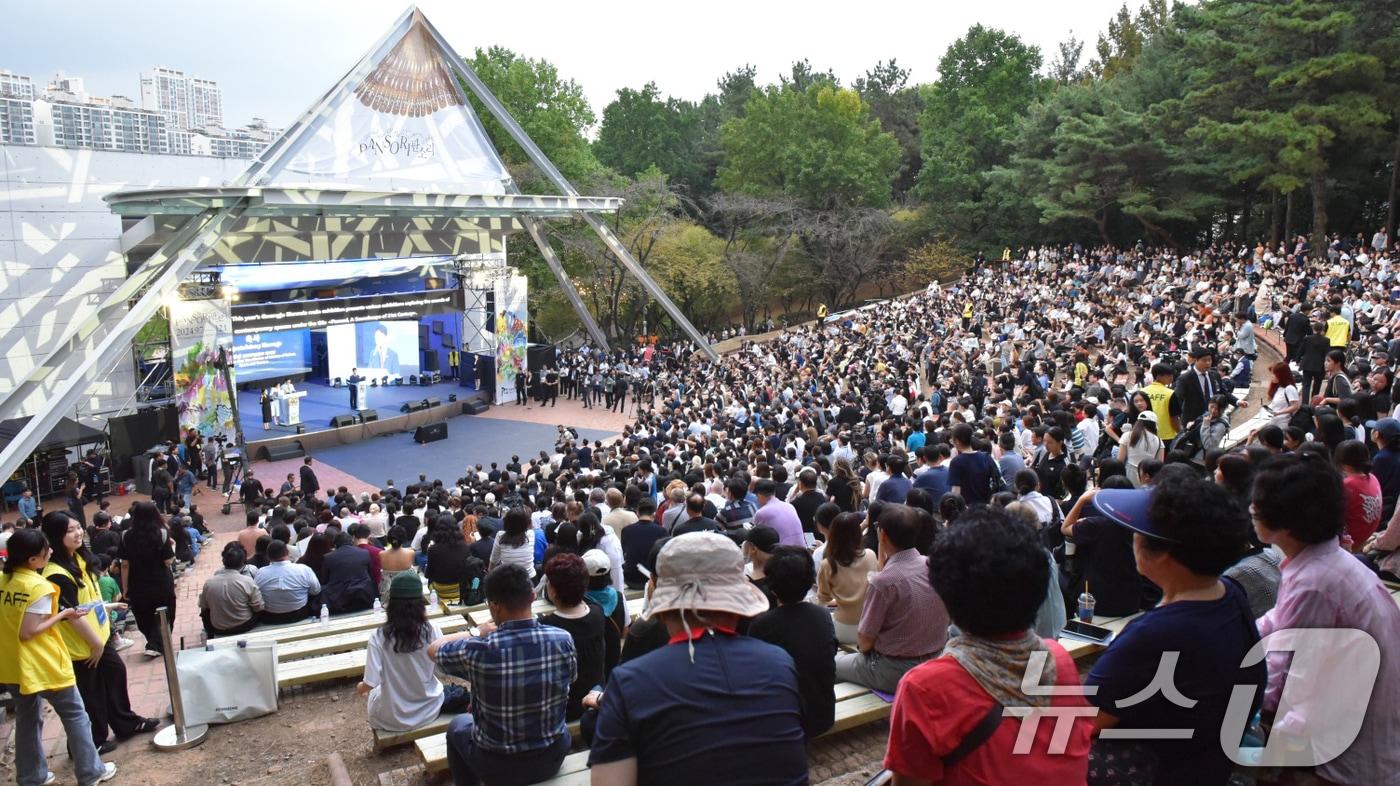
top-left (436, 618), bottom-right (577, 754)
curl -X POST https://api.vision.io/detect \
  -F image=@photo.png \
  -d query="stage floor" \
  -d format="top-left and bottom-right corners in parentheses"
top-left (238, 378), bottom-right (474, 441)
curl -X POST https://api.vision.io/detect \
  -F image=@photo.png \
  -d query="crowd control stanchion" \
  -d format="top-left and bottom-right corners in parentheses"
top-left (151, 605), bottom-right (209, 750)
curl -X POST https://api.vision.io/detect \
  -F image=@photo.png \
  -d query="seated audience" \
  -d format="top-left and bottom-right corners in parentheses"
top-left (1252, 453), bottom-right (1400, 784)
top-left (587, 533), bottom-right (807, 785)
top-left (885, 506), bottom-right (1093, 783)
top-left (322, 532), bottom-right (376, 614)
top-left (358, 572), bottom-right (470, 732)
top-left (1084, 471), bottom-right (1266, 786)
top-left (749, 545), bottom-right (837, 737)
top-left (428, 565), bottom-right (576, 786)
top-left (255, 540), bottom-right (322, 624)
top-left (834, 504), bottom-right (949, 693)
top-left (539, 553), bottom-right (606, 722)
top-left (816, 511), bottom-right (878, 646)
top-left (198, 543), bottom-right (264, 637)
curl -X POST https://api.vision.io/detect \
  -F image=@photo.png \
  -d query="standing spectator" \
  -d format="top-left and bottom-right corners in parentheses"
top-left (41, 512), bottom-right (158, 752)
top-left (885, 507), bottom-right (1092, 783)
top-left (834, 505), bottom-right (949, 693)
top-left (428, 565), bottom-right (576, 786)
top-left (299, 456), bottom-right (320, 501)
top-left (620, 497), bottom-right (664, 590)
top-left (150, 456), bottom-right (174, 515)
top-left (749, 545), bottom-right (837, 737)
top-left (17, 486), bottom-right (38, 521)
top-left (0, 529), bottom-right (118, 786)
top-left (117, 501), bottom-right (177, 658)
top-left (1298, 321), bottom-right (1332, 400)
top-left (587, 533), bottom-right (807, 784)
top-left (948, 424), bottom-right (999, 505)
top-left (1116, 411), bottom-right (1164, 489)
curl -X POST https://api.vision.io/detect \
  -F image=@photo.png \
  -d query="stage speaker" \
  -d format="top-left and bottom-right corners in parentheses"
top-left (414, 422), bottom-right (448, 444)
top-left (463, 400), bottom-right (490, 415)
top-left (426, 397), bottom-right (441, 408)
top-left (422, 352), bottom-right (440, 373)
top-left (330, 414), bottom-right (357, 428)
top-left (361, 410), bottom-right (379, 423)
top-left (264, 441), bottom-right (306, 462)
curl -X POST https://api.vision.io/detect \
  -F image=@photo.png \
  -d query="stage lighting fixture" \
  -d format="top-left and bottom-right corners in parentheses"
top-left (448, 394), bottom-right (458, 402)
top-left (408, 375), bottom-right (417, 385)
top-left (421, 399), bottom-right (430, 409)
top-left (333, 377), bottom-right (343, 387)
top-left (381, 376), bottom-right (388, 386)
top-left (400, 403), bottom-right (412, 413)
top-left (370, 379), bottom-right (378, 387)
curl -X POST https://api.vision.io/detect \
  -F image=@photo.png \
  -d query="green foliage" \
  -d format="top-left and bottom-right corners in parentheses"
top-left (716, 83), bottom-right (901, 209)
top-left (466, 46), bottom-right (602, 183)
top-left (917, 25), bottom-right (1047, 248)
top-left (594, 83), bottom-right (709, 197)
top-left (855, 60), bottom-right (924, 197)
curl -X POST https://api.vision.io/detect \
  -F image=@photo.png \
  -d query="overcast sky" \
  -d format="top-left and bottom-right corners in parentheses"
top-left (3, 0), bottom-right (1151, 130)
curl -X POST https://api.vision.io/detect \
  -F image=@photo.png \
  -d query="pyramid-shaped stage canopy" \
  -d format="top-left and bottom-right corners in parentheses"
top-left (0, 5), bottom-right (719, 499)
top-left (101, 5), bottom-right (717, 361)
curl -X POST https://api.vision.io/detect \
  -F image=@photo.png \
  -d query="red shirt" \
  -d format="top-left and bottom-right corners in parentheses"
top-left (885, 640), bottom-right (1092, 785)
top-left (1341, 472), bottom-right (1382, 547)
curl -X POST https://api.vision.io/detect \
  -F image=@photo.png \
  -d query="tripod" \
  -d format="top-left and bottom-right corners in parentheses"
top-left (211, 345), bottom-right (251, 515)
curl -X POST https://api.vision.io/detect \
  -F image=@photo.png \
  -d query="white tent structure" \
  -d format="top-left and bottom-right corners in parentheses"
top-left (0, 6), bottom-right (716, 483)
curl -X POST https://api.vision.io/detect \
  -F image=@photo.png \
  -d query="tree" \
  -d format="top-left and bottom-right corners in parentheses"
top-left (466, 46), bottom-right (602, 184)
top-left (1088, 0), bottom-right (1172, 79)
top-left (706, 192), bottom-right (804, 330)
top-left (1184, 0), bottom-right (1387, 254)
top-left (1048, 35), bottom-right (1087, 84)
top-left (797, 207), bottom-right (899, 308)
top-left (917, 25), bottom-right (1047, 248)
top-left (647, 222), bottom-right (736, 331)
top-left (594, 83), bottom-right (707, 194)
top-left (855, 60), bottom-right (924, 198)
top-left (717, 83), bottom-right (901, 209)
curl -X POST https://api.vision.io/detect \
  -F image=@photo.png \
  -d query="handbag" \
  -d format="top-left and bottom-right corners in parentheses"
top-left (175, 642), bottom-right (279, 725)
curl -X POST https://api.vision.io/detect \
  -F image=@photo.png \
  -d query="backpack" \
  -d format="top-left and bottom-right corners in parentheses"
top-left (985, 454), bottom-right (1006, 497)
top-left (457, 555), bottom-right (487, 606)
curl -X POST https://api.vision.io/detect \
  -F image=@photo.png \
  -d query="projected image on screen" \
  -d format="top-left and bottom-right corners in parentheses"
top-left (326, 321), bottom-right (420, 381)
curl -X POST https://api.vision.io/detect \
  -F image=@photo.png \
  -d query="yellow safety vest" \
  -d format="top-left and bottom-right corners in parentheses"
top-left (1326, 315), bottom-right (1350, 348)
top-left (1143, 382), bottom-right (1178, 442)
top-left (0, 568), bottom-right (77, 694)
top-left (43, 555), bottom-right (110, 661)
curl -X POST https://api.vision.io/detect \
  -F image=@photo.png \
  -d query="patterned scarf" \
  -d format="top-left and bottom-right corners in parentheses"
top-left (944, 630), bottom-right (1056, 709)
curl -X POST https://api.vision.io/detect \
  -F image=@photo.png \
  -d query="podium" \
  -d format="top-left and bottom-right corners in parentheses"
top-left (354, 382), bottom-right (369, 411)
top-left (283, 391), bottom-right (307, 425)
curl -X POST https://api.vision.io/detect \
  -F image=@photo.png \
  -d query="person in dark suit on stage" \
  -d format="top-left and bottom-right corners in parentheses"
top-left (348, 368), bottom-right (364, 409)
top-left (300, 457), bottom-right (320, 501)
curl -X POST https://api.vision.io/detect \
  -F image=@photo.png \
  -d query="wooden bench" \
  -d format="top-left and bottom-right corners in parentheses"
top-left (415, 720), bottom-right (584, 773)
top-left (466, 597), bottom-right (647, 627)
top-left (277, 615), bottom-right (474, 661)
top-left (414, 682), bottom-right (887, 775)
top-left (210, 604), bottom-right (449, 648)
top-left (372, 713), bottom-right (461, 752)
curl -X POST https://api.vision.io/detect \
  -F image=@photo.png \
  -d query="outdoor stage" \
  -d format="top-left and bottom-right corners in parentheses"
top-left (238, 378), bottom-right (474, 441)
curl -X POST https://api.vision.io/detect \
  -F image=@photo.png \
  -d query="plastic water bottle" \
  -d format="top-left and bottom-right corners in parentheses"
top-left (320, 604), bottom-right (330, 627)
top-left (1077, 585), bottom-right (1096, 622)
top-left (373, 598), bottom-right (383, 614)
top-left (428, 588), bottom-right (439, 608)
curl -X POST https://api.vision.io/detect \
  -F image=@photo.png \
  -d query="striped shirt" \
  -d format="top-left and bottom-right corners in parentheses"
top-left (436, 618), bottom-right (577, 754)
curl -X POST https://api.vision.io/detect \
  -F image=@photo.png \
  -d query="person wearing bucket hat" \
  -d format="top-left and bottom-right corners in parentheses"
top-left (587, 533), bottom-right (807, 785)
top-left (358, 570), bottom-right (469, 733)
top-left (1082, 473), bottom-right (1265, 786)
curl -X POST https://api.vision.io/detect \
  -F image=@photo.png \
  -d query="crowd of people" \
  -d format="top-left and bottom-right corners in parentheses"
top-left (5, 234), bottom-right (1400, 785)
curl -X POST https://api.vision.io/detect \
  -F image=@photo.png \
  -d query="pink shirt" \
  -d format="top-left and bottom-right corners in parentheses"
top-left (1257, 541), bottom-right (1400, 785)
top-left (858, 549), bottom-right (949, 658)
